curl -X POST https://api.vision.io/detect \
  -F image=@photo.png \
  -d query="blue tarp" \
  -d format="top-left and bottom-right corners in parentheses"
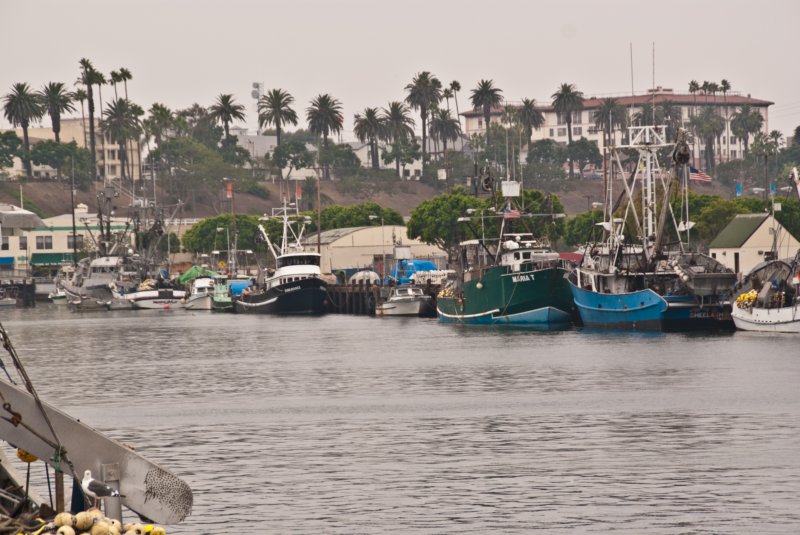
top-left (390, 259), bottom-right (438, 285)
top-left (0, 257), bottom-right (13, 265)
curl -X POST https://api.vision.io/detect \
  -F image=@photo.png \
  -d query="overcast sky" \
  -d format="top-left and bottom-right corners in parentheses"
top-left (2, 0), bottom-right (799, 141)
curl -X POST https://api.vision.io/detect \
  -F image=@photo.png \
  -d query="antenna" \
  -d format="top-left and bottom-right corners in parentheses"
top-left (629, 43), bottom-right (635, 124)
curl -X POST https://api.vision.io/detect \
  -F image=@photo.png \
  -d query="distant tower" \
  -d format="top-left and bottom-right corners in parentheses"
top-left (251, 82), bottom-right (264, 134)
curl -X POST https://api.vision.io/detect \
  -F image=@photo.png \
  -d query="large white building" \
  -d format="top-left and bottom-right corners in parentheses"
top-left (302, 225), bottom-right (446, 274)
top-left (462, 87), bottom-right (772, 170)
top-left (15, 117), bottom-right (142, 181)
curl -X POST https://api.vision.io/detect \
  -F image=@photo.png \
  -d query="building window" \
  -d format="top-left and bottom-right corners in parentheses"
top-left (109, 165), bottom-right (117, 176)
top-left (1, 237), bottom-right (7, 251)
top-left (549, 128), bottom-right (555, 137)
top-left (573, 111), bottom-right (582, 124)
top-left (573, 127), bottom-right (582, 136)
top-left (403, 169), bottom-right (410, 178)
top-left (557, 128), bottom-right (567, 137)
top-left (36, 236), bottom-right (53, 250)
top-left (731, 150), bottom-right (737, 159)
top-left (68, 234), bottom-right (84, 249)
top-left (730, 136), bottom-right (737, 144)
top-left (19, 236), bottom-right (27, 250)
top-left (478, 119), bottom-right (483, 128)
top-left (587, 127), bottom-right (598, 135)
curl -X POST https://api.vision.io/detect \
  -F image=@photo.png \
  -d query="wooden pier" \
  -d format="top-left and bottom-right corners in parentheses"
top-left (326, 281), bottom-right (440, 316)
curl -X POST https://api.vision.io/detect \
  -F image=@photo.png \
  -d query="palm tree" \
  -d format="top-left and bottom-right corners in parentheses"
top-left (306, 94), bottom-right (343, 180)
top-left (101, 98), bottom-right (142, 182)
top-left (257, 88), bottom-right (298, 147)
top-left (79, 58), bottom-right (103, 180)
top-left (657, 100), bottom-right (681, 141)
top-left (450, 81), bottom-right (463, 149)
top-left (382, 101), bottom-right (415, 176)
top-left (73, 88), bottom-right (88, 148)
top-left (39, 82), bottom-right (75, 144)
top-left (731, 104), bottom-right (764, 157)
top-left (594, 97), bottom-right (627, 147)
top-left (3, 82), bottom-right (44, 178)
top-left (470, 79), bottom-right (503, 149)
top-left (442, 88), bottom-right (453, 112)
top-left (551, 82), bottom-right (584, 178)
top-left (209, 93), bottom-right (246, 143)
top-left (633, 102), bottom-right (656, 126)
top-left (146, 103), bottom-right (173, 146)
top-left (353, 107), bottom-right (386, 171)
top-left (109, 70), bottom-right (121, 99)
top-left (118, 68), bottom-right (132, 99)
top-left (429, 109), bottom-right (461, 153)
top-left (518, 98), bottom-right (545, 148)
top-left (405, 71), bottom-right (442, 176)
top-left (690, 107), bottom-right (725, 173)
top-left (720, 79), bottom-right (731, 161)
top-left (688, 80), bottom-right (700, 119)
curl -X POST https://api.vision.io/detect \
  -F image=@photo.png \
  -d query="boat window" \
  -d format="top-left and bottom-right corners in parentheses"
top-left (523, 252), bottom-right (531, 260)
top-left (514, 252), bottom-right (520, 260)
top-left (277, 255), bottom-right (320, 268)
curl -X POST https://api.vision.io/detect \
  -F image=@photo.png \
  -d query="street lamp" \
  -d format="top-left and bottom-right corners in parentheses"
top-left (216, 227), bottom-right (230, 271)
top-left (368, 214), bottom-right (385, 283)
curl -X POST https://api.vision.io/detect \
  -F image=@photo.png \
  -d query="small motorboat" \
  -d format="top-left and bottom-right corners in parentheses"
top-left (376, 285), bottom-right (434, 317)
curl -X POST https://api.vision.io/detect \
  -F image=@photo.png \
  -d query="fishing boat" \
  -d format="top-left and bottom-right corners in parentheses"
top-left (185, 277), bottom-right (214, 310)
top-left (568, 126), bottom-right (736, 331)
top-left (125, 279), bottom-right (186, 310)
top-left (63, 255), bottom-right (139, 309)
top-left (376, 285), bottom-right (435, 317)
top-left (210, 274), bottom-right (234, 312)
top-left (437, 180), bottom-right (574, 326)
top-left (234, 200), bottom-right (328, 315)
top-left (731, 252), bottom-right (800, 332)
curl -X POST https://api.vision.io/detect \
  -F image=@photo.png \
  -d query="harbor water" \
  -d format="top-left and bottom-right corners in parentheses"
top-left (1, 306), bottom-right (799, 533)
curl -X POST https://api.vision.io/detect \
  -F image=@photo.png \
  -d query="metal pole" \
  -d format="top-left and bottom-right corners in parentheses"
top-left (70, 158), bottom-right (78, 266)
top-left (381, 217), bottom-right (385, 283)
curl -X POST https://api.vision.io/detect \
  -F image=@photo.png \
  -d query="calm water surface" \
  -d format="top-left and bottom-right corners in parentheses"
top-left (1, 306), bottom-right (799, 533)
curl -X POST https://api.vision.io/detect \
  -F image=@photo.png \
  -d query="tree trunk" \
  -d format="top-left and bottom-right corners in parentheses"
top-left (87, 86), bottom-right (97, 181)
top-left (394, 138), bottom-right (401, 177)
top-left (453, 94), bottom-right (462, 151)
top-left (119, 141), bottom-right (127, 181)
top-left (371, 137), bottom-right (379, 171)
top-left (483, 108), bottom-right (491, 148)
top-left (420, 107), bottom-right (427, 178)
top-left (276, 123), bottom-right (282, 147)
top-left (22, 124), bottom-right (32, 178)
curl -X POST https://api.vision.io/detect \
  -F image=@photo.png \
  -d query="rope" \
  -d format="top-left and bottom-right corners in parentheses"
top-left (0, 323), bottom-right (84, 497)
top-left (0, 357), bottom-right (15, 385)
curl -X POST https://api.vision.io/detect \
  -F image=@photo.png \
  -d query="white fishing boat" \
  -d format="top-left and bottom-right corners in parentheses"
top-left (125, 279), bottom-right (186, 310)
top-left (47, 288), bottom-right (68, 305)
top-left (732, 253), bottom-right (800, 333)
top-left (376, 285), bottom-right (434, 317)
top-left (185, 277), bottom-right (214, 310)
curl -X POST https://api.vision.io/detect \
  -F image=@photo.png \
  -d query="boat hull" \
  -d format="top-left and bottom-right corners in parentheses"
top-left (185, 294), bottom-right (212, 311)
top-left (437, 266), bottom-right (573, 325)
top-left (234, 278), bottom-right (328, 315)
top-left (570, 283), bottom-right (668, 330)
top-left (127, 289), bottom-right (187, 310)
top-left (376, 296), bottom-right (434, 317)
top-left (732, 304), bottom-right (800, 333)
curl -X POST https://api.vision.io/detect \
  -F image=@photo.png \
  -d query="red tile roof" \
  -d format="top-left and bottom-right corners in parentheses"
top-left (461, 92), bottom-right (773, 117)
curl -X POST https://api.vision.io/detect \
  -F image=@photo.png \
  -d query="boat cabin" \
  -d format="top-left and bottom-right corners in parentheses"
top-left (277, 254), bottom-right (320, 268)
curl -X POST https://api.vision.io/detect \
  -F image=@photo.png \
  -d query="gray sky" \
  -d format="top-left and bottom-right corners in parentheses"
top-left (2, 0), bottom-right (799, 140)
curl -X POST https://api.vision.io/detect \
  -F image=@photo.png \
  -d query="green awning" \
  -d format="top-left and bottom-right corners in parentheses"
top-left (30, 253), bottom-right (75, 265)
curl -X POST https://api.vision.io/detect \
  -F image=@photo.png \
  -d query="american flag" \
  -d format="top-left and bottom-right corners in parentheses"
top-left (503, 208), bottom-right (521, 219)
top-left (689, 166), bottom-right (712, 182)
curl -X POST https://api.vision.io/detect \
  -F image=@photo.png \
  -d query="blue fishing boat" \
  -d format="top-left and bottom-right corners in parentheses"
top-left (568, 126), bottom-right (736, 331)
